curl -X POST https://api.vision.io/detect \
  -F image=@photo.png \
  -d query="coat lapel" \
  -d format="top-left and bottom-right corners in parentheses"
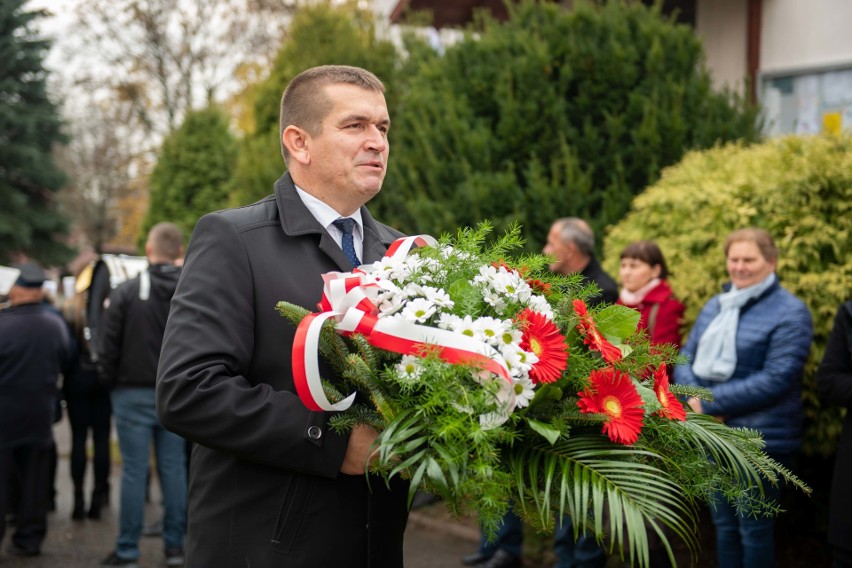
top-left (273, 172), bottom-right (397, 270)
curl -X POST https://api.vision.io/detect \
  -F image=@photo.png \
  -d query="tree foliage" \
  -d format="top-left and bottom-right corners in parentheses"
top-left (228, 0), bottom-right (401, 207)
top-left (0, 0), bottom-right (71, 265)
top-left (55, 92), bottom-right (147, 253)
top-left (603, 134), bottom-right (852, 457)
top-left (374, 0), bottom-right (760, 249)
top-left (142, 106), bottom-right (237, 244)
top-left (67, 0), bottom-right (294, 142)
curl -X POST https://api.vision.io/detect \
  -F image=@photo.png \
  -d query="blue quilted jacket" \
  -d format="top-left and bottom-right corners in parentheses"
top-left (674, 279), bottom-right (813, 454)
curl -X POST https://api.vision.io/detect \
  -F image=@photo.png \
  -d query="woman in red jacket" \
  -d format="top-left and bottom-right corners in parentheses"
top-left (616, 241), bottom-right (685, 348)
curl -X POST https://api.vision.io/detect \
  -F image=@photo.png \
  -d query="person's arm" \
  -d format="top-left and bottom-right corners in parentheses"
top-left (673, 302), bottom-right (713, 388)
top-left (816, 303), bottom-right (852, 407)
top-left (156, 212), bottom-right (350, 478)
top-left (649, 297), bottom-right (685, 348)
top-left (699, 301), bottom-right (813, 417)
top-left (95, 286), bottom-right (127, 389)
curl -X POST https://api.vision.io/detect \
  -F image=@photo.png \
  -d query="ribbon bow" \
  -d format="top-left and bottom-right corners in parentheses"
top-left (292, 235), bottom-right (512, 412)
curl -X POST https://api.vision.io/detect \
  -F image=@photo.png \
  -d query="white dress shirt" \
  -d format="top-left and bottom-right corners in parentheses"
top-left (294, 185), bottom-right (364, 261)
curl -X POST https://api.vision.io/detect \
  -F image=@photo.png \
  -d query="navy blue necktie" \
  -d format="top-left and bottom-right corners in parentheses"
top-left (332, 217), bottom-right (361, 268)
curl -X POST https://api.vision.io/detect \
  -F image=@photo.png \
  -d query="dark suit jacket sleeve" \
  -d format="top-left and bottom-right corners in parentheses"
top-left (817, 303), bottom-right (852, 407)
top-left (156, 212), bottom-right (348, 478)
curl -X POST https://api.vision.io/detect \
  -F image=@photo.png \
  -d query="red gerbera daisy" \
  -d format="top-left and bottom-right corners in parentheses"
top-left (516, 308), bottom-right (568, 384)
top-left (571, 299), bottom-right (623, 363)
top-left (652, 364), bottom-right (686, 421)
top-left (577, 368), bottom-right (644, 444)
top-left (525, 278), bottom-right (552, 295)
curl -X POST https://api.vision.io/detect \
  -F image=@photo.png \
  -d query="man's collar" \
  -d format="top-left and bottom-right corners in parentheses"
top-left (294, 184), bottom-right (363, 233)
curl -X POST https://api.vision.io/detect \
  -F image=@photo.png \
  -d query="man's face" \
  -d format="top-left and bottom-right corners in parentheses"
top-left (726, 240), bottom-right (775, 289)
top-left (304, 83), bottom-right (390, 214)
top-left (543, 223), bottom-right (573, 274)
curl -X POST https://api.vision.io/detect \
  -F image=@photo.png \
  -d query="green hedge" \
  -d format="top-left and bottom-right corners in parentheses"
top-left (603, 134), bottom-right (852, 456)
top-left (376, 0), bottom-right (759, 248)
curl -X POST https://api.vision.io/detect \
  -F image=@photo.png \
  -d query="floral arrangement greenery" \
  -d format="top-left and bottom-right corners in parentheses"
top-left (277, 222), bottom-right (807, 567)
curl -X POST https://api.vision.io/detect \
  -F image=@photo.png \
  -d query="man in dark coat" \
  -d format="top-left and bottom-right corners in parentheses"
top-left (156, 65), bottom-right (408, 568)
top-left (0, 262), bottom-right (70, 557)
top-left (817, 300), bottom-right (852, 568)
top-left (97, 222), bottom-right (187, 568)
top-left (543, 217), bottom-right (618, 306)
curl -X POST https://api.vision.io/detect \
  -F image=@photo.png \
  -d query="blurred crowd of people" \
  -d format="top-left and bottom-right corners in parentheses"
top-left (0, 223), bottom-right (187, 568)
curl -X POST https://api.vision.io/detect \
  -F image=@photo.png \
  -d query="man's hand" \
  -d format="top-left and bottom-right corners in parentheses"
top-left (340, 424), bottom-right (379, 475)
top-left (687, 397), bottom-right (703, 414)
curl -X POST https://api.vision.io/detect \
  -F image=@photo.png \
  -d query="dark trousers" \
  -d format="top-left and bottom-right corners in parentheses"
top-left (0, 443), bottom-right (52, 552)
top-left (66, 390), bottom-right (112, 495)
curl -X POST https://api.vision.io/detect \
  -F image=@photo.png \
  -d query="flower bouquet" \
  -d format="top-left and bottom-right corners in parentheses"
top-left (276, 222), bottom-right (806, 567)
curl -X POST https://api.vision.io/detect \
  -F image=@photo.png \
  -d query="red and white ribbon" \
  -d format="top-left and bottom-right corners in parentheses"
top-left (292, 235), bottom-right (513, 412)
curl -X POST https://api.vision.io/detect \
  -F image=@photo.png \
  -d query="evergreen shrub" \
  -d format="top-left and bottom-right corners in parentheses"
top-left (142, 106), bottom-right (237, 244)
top-left (603, 134), bottom-right (852, 456)
top-left (375, 0), bottom-right (759, 249)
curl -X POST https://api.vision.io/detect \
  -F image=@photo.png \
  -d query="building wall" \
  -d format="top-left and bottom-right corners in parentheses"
top-left (760, 0), bottom-right (852, 74)
top-left (695, 0), bottom-right (748, 92)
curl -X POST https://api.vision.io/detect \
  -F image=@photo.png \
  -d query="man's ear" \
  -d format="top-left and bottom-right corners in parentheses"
top-left (282, 126), bottom-right (311, 165)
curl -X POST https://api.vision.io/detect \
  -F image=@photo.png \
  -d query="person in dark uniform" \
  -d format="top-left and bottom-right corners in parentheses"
top-left (0, 262), bottom-right (71, 557)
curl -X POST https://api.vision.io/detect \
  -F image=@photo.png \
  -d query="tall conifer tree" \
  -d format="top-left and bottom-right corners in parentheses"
top-left (142, 106), bottom-right (237, 245)
top-left (0, 0), bottom-right (70, 264)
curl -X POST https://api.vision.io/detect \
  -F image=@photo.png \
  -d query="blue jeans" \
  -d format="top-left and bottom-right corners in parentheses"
top-left (479, 508), bottom-right (523, 558)
top-left (112, 388), bottom-right (187, 560)
top-left (479, 508), bottom-right (605, 567)
top-left (553, 515), bottom-right (605, 568)
top-left (709, 452), bottom-right (794, 568)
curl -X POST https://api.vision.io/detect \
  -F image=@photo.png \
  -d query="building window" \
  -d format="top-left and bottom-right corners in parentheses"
top-left (761, 66), bottom-right (852, 136)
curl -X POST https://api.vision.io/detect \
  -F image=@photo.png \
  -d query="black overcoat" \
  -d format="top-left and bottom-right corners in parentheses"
top-left (817, 301), bottom-right (852, 561)
top-left (156, 172), bottom-right (408, 568)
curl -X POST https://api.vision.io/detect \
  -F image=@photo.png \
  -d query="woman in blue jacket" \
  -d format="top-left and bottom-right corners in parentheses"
top-left (675, 228), bottom-right (813, 568)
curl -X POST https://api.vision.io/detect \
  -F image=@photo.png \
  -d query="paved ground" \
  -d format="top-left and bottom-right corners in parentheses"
top-left (0, 417), bottom-right (478, 568)
top-left (1, 417), bottom-right (830, 567)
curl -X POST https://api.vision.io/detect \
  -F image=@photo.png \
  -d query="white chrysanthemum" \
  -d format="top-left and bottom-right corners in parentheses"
top-left (395, 355), bottom-right (424, 384)
top-left (438, 314), bottom-right (482, 340)
top-left (526, 295), bottom-right (554, 319)
top-left (375, 289), bottom-right (407, 317)
top-left (403, 283), bottom-right (454, 311)
top-left (479, 377), bottom-right (516, 430)
top-left (479, 410), bottom-right (509, 430)
top-left (474, 317), bottom-right (511, 346)
top-left (481, 289), bottom-right (507, 312)
top-left (400, 297), bottom-right (437, 324)
top-left (500, 345), bottom-right (538, 378)
top-left (496, 326), bottom-right (523, 347)
top-left (512, 376), bottom-right (536, 408)
top-left (363, 255), bottom-right (414, 282)
top-left (420, 285), bottom-right (454, 309)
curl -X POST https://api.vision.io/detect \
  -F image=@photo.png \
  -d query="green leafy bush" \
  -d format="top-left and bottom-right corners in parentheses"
top-left (603, 134), bottom-right (852, 456)
top-left (375, 0), bottom-right (759, 249)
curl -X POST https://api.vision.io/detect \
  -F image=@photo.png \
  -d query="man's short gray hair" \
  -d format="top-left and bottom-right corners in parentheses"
top-left (555, 217), bottom-right (595, 256)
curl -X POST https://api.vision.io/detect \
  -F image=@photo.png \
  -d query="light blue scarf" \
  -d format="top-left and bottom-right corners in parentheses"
top-left (692, 273), bottom-right (776, 381)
